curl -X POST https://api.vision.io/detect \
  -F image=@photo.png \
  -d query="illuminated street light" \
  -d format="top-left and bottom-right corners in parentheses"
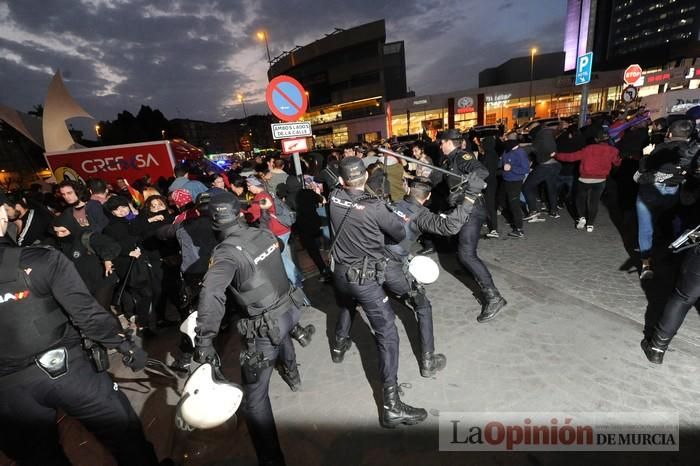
top-left (237, 93), bottom-right (248, 118)
top-left (95, 124), bottom-right (101, 137)
top-left (256, 30), bottom-right (272, 65)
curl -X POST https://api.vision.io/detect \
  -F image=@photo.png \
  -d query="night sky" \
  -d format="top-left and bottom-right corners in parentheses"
top-left (0, 0), bottom-right (566, 131)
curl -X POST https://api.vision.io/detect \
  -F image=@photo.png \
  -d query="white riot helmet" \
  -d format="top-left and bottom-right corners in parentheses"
top-left (408, 255), bottom-right (440, 284)
top-left (179, 311), bottom-right (198, 347)
top-left (175, 363), bottom-right (244, 430)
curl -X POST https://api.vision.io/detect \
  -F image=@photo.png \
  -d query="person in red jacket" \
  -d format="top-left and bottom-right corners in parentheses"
top-left (556, 131), bottom-right (621, 232)
top-left (245, 176), bottom-right (303, 287)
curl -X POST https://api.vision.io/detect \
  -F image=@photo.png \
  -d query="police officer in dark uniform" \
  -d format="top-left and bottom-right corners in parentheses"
top-left (329, 156), bottom-right (427, 428)
top-left (194, 192), bottom-right (305, 466)
top-left (385, 177), bottom-right (474, 377)
top-left (0, 205), bottom-right (159, 466)
top-left (439, 128), bottom-right (507, 322)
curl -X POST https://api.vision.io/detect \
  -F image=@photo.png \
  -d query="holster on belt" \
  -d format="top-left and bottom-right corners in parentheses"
top-left (239, 337), bottom-right (274, 384)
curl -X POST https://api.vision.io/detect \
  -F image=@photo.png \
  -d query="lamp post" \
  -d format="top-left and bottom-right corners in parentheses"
top-left (256, 31), bottom-right (272, 64)
top-left (529, 47), bottom-right (537, 119)
top-left (95, 124), bottom-right (101, 139)
top-left (237, 94), bottom-right (248, 118)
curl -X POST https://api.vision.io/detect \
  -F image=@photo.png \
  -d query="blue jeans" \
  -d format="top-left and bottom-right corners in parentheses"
top-left (279, 232), bottom-right (303, 287)
top-left (636, 183), bottom-right (679, 260)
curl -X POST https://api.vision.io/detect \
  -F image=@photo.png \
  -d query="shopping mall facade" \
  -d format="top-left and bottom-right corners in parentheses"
top-left (269, 18), bottom-right (700, 147)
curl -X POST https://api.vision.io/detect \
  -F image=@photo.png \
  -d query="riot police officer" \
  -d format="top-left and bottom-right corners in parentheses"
top-left (439, 128), bottom-right (507, 322)
top-left (0, 205), bottom-right (159, 466)
top-left (385, 177), bottom-right (473, 377)
top-left (194, 192), bottom-right (305, 466)
top-left (329, 156), bottom-right (427, 428)
top-left (641, 232), bottom-right (700, 364)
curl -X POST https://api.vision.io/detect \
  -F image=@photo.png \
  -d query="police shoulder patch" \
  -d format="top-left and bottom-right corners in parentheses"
top-left (462, 153), bottom-right (473, 161)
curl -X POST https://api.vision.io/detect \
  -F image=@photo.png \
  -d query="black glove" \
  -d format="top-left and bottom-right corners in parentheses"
top-left (117, 340), bottom-right (148, 372)
top-left (464, 172), bottom-right (487, 193)
top-left (193, 344), bottom-right (220, 367)
top-left (447, 190), bottom-right (465, 207)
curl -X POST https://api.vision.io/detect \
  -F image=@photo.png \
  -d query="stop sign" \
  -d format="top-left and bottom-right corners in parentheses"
top-left (624, 64), bottom-right (643, 85)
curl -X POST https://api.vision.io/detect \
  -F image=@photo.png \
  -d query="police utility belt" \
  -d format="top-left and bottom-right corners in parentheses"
top-left (235, 286), bottom-right (306, 344)
top-left (0, 344), bottom-right (85, 384)
top-left (334, 256), bottom-right (388, 285)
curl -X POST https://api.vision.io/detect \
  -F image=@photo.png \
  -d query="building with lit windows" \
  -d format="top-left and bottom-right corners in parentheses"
top-left (566, 0), bottom-right (700, 71)
top-left (387, 68), bottom-right (630, 136)
top-left (267, 20), bottom-right (407, 147)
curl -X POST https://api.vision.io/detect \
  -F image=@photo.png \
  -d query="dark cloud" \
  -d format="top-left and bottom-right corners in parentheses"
top-left (0, 0), bottom-right (566, 128)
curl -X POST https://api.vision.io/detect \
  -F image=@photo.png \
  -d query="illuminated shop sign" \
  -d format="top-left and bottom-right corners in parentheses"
top-left (485, 93), bottom-right (512, 105)
top-left (456, 96), bottom-right (475, 114)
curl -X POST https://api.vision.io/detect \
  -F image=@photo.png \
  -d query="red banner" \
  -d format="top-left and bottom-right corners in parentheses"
top-left (46, 141), bottom-right (176, 186)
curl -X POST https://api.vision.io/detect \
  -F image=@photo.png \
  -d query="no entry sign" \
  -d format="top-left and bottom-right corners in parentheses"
top-left (265, 75), bottom-right (308, 122)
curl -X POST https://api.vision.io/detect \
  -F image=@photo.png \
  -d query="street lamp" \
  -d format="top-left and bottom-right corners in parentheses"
top-left (161, 129), bottom-right (166, 139)
top-left (237, 93), bottom-right (248, 118)
top-left (256, 31), bottom-right (272, 64)
top-left (95, 124), bottom-right (101, 138)
top-left (529, 47), bottom-right (537, 119)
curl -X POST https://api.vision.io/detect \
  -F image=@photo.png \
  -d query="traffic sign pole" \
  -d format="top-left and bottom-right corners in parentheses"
top-left (292, 152), bottom-right (304, 188)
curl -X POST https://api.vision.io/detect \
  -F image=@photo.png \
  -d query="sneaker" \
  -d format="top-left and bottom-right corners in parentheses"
top-left (576, 217), bottom-right (586, 230)
top-left (548, 211), bottom-right (561, 219)
top-left (586, 225), bottom-right (594, 233)
top-left (485, 230), bottom-right (500, 238)
top-left (523, 212), bottom-right (538, 221)
top-left (640, 266), bottom-right (654, 280)
top-left (508, 229), bottom-right (525, 238)
top-left (526, 213), bottom-right (546, 223)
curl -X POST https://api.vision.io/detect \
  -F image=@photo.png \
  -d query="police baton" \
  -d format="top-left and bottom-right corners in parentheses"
top-left (115, 257), bottom-right (136, 308)
top-left (377, 147), bottom-right (464, 181)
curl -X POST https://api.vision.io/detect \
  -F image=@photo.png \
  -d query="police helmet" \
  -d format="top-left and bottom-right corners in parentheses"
top-left (408, 255), bottom-right (440, 284)
top-left (208, 192), bottom-right (241, 230)
top-left (175, 363), bottom-right (244, 430)
top-left (339, 156), bottom-right (366, 182)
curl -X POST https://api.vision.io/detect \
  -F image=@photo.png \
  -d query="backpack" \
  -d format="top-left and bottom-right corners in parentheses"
top-left (271, 194), bottom-right (296, 227)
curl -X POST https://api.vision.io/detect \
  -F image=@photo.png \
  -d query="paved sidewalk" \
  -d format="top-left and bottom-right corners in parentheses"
top-left (4, 204), bottom-right (700, 466)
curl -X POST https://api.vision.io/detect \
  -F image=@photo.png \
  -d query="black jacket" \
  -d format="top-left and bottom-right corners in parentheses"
top-left (0, 237), bottom-right (125, 376)
top-left (329, 187), bottom-right (405, 265)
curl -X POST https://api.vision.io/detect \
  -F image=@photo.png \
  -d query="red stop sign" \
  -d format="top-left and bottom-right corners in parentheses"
top-left (624, 64), bottom-right (643, 85)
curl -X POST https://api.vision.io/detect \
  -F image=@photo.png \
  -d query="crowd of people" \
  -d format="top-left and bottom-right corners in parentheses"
top-left (1, 107), bottom-right (699, 465)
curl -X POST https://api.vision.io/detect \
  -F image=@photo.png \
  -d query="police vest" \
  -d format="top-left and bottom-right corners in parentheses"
top-left (219, 227), bottom-right (291, 317)
top-left (0, 247), bottom-right (69, 360)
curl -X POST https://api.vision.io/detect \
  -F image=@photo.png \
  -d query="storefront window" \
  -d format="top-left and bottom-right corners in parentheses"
top-left (333, 125), bottom-right (348, 146)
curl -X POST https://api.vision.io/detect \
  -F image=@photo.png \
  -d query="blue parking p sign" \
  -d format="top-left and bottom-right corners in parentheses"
top-left (575, 52), bottom-right (593, 86)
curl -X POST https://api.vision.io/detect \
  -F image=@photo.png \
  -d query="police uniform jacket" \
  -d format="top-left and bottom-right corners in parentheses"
top-left (329, 187), bottom-right (405, 266)
top-left (196, 221), bottom-right (290, 345)
top-left (0, 237), bottom-right (125, 377)
top-left (441, 148), bottom-right (490, 191)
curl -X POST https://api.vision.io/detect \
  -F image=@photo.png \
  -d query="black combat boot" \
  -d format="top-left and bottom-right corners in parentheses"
top-left (381, 384), bottom-right (428, 428)
top-left (169, 353), bottom-right (192, 378)
top-left (277, 363), bottom-right (302, 392)
top-left (477, 288), bottom-right (507, 323)
top-left (290, 323), bottom-right (315, 347)
top-left (420, 352), bottom-right (447, 378)
top-left (641, 333), bottom-right (672, 364)
top-left (331, 336), bottom-right (351, 363)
